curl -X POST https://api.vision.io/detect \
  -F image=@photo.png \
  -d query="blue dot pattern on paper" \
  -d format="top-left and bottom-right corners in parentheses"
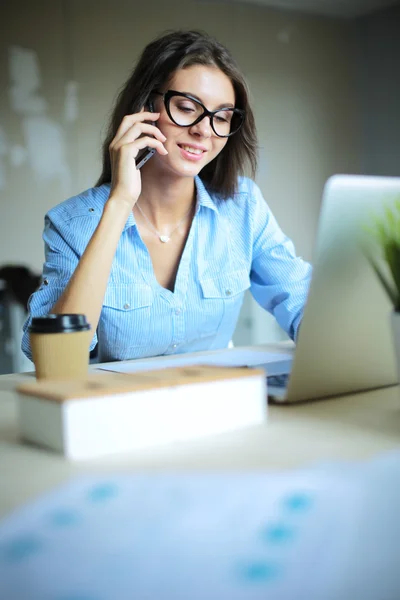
top-left (87, 483), bottom-right (118, 503)
top-left (283, 492), bottom-right (313, 512)
top-left (262, 523), bottom-right (295, 544)
top-left (0, 533), bottom-right (42, 563)
top-left (239, 561), bottom-right (281, 583)
top-left (48, 509), bottom-right (81, 528)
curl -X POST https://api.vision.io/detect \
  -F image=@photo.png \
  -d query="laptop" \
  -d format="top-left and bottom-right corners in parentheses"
top-left (267, 174), bottom-right (400, 403)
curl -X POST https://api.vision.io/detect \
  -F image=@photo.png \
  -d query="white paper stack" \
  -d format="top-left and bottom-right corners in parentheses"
top-left (17, 366), bottom-right (267, 460)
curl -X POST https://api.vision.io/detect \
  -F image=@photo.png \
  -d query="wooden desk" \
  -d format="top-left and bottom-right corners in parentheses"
top-left (1, 346), bottom-right (400, 519)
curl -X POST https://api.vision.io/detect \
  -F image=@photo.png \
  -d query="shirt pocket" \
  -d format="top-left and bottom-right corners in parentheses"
top-left (197, 269), bottom-right (250, 338)
top-left (100, 284), bottom-right (154, 356)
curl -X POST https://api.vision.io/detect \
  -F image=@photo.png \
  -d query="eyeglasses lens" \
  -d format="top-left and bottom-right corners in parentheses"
top-left (169, 96), bottom-right (243, 137)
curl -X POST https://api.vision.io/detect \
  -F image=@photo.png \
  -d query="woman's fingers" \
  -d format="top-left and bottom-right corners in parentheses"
top-left (110, 118), bottom-right (168, 159)
top-left (111, 122), bottom-right (166, 152)
top-left (133, 136), bottom-right (168, 156)
top-left (112, 136), bottom-right (168, 161)
top-left (111, 111), bottom-right (161, 146)
top-left (107, 111), bottom-right (168, 207)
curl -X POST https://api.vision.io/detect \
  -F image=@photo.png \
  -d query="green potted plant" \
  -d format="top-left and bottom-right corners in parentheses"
top-left (363, 197), bottom-right (400, 373)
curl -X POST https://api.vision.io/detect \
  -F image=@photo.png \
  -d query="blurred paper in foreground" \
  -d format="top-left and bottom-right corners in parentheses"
top-left (0, 452), bottom-right (399, 600)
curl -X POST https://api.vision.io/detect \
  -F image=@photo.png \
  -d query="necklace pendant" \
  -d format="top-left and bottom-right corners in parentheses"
top-left (159, 235), bottom-right (170, 243)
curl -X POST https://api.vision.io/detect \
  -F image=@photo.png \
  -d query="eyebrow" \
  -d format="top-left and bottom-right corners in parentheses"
top-left (181, 91), bottom-right (235, 110)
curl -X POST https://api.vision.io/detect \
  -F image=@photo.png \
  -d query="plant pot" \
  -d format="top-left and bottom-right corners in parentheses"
top-left (391, 311), bottom-right (400, 381)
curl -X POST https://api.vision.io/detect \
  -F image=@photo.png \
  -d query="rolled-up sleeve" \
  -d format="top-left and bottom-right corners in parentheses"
top-left (21, 215), bottom-right (98, 361)
top-left (249, 183), bottom-right (312, 341)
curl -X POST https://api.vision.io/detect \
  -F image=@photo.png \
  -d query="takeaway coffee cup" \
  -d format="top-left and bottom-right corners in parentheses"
top-left (29, 314), bottom-right (91, 380)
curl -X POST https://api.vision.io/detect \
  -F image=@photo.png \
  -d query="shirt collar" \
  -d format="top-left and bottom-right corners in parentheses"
top-left (124, 210), bottom-right (136, 230)
top-left (195, 176), bottom-right (219, 214)
top-left (120, 176), bottom-right (219, 231)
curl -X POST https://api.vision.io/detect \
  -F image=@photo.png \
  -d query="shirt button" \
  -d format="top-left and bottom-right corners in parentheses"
top-left (89, 207), bottom-right (95, 212)
top-left (43, 278), bottom-right (49, 286)
top-left (172, 344), bottom-right (178, 349)
top-left (123, 303), bottom-right (130, 309)
top-left (175, 308), bottom-right (181, 315)
top-left (225, 289), bottom-right (232, 296)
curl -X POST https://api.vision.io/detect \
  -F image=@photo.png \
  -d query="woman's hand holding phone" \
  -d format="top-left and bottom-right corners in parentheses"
top-left (107, 110), bottom-right (168, 211)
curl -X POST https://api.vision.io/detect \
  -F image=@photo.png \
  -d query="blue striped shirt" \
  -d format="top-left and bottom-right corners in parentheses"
top-left (22, 176), bottom-right (312, 362)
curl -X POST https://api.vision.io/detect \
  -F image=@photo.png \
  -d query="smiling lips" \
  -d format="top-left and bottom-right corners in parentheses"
top-left (178, 143), bottom-right (207, 161)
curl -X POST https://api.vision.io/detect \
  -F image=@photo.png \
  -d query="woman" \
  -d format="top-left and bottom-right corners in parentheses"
top-left (22, 29), bottom-right (312, 363)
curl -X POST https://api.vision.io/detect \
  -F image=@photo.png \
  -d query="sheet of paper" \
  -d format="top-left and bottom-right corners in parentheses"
top-left (97, 348), bottom-right (293, 375)
top-left (1, 454), bottom-right (400, 599)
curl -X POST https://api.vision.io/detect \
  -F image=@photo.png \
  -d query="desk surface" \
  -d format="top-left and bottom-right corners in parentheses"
top-left (1, 344), bottom-right (400, 519)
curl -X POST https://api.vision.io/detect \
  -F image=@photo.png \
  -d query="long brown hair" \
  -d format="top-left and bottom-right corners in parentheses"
top-left (96, 30), bottom-right (258, 199)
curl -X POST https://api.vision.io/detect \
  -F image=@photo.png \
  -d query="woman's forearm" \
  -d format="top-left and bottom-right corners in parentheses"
top-left (50, 196), bottom-right (132, 333)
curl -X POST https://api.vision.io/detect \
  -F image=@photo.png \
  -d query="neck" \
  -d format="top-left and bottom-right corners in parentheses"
top-left (137, 168), bottom-right (196, 229)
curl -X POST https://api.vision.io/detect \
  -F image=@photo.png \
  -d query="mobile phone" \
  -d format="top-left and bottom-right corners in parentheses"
top-left (135, 99), bottom-right (156, 170)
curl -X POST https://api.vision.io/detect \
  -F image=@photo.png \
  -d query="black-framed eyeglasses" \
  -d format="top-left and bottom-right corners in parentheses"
top-left (152, 90), bottom-right (245, 138)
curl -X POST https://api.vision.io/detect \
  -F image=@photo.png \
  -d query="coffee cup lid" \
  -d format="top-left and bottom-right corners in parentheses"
top-left (29, 314), bottom-right (91, 334)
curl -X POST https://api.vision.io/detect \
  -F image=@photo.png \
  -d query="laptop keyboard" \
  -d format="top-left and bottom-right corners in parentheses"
top-left (266, 373), bottom-right (290, 389)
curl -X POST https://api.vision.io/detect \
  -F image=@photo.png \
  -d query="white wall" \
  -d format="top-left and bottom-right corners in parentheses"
top-left (353, 3), bottom-right (400, 177)
top-left (0, 0), bottom-right (361, 346)
top-left (237, 2), bottom-right (400, 345)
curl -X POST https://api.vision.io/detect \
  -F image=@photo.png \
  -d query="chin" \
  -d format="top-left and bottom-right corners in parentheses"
top-left (167, 157), bottom-right (207, 178)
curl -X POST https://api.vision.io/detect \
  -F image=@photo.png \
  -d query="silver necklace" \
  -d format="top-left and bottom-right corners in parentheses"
top-left (135, 201), bottom-right (193, 243)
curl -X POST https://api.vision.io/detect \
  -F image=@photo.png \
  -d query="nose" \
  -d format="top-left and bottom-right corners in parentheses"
top-left (189, 114), bottom-right (212, 138)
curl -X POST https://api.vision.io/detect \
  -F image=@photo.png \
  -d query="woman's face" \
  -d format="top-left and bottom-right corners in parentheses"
top-left (152, 64), bottom-right (236, 178)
